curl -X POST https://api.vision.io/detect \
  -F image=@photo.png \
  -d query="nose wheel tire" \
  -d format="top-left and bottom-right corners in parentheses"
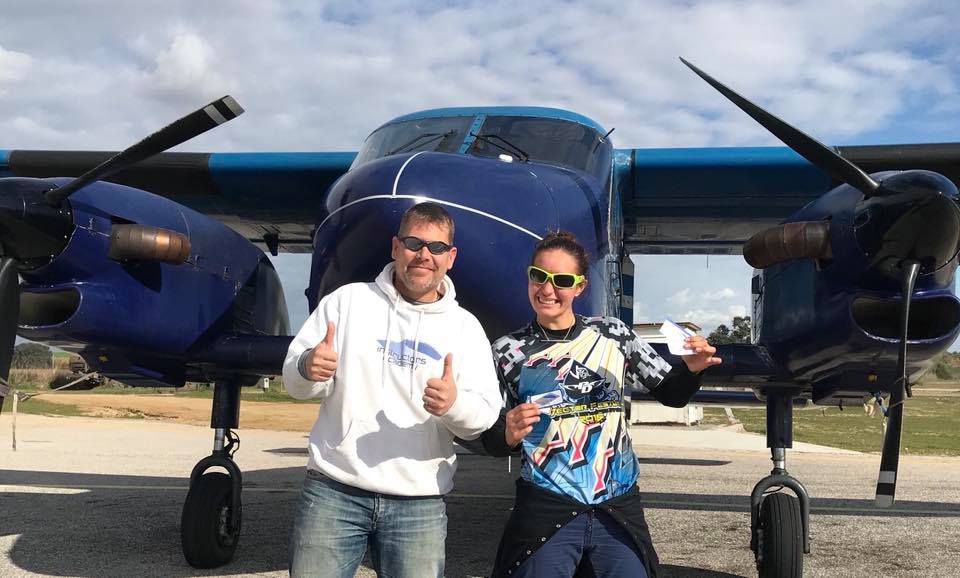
top-left (181, 472), bottom-right (242, 568)
top-left (757, 492), bottom-right (803, 578)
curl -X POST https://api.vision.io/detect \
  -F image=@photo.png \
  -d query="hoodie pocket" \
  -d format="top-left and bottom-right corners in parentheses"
top-left (317, 418), bottom-right (368, 472)
top-left (322, 420), bottom-right (359, 454)
top-left (324, 415), bottom-right (447, 468)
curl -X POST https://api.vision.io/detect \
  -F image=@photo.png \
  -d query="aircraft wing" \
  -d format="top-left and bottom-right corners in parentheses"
top-left (0, 150), bottom-right (357, 253)
top-left (617, 143), bottom-right (960, 255)
top-left (5, 142), bottom-right (960, 256)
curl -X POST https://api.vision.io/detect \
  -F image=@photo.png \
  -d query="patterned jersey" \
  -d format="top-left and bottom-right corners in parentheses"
top-left (492, 315), bottom-right (672, 504)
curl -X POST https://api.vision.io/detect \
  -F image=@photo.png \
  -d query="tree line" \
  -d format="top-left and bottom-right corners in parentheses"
top-left (11, 342), bottom-right (53, 369)
top-left (706, 316), bottom-right (751, 344)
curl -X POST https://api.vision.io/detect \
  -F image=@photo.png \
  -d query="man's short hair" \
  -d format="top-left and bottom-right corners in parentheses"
top-left (398, 202), bottom-right (455, 243)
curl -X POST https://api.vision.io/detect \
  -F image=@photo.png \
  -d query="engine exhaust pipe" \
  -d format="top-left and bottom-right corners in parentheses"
top-left (108, 224), bottom-right (191, 264)
top-left (743, 221), bottom-right (831, 269)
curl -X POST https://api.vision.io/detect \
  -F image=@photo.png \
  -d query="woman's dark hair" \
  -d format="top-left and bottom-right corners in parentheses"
top-left (530, 230), bottom-right (589, 275)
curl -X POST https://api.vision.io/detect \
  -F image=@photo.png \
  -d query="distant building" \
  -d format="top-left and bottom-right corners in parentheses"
top-left (632, 321), bottom-right (701, 342)
top-left (628, 320), bottom-right (704, 426)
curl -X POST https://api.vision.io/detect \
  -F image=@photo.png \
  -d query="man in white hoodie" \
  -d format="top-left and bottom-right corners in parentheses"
top-left (283, 202), bottom-right (501, 578)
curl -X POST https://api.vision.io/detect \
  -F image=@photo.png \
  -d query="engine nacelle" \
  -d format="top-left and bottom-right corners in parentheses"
top-left (750, 172), bottom-right (960, 402)
top-left (17, 179), bottom-right (288, 386)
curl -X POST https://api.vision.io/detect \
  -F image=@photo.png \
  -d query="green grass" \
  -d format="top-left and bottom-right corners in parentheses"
top-left (172, 386), bottom-right (320, 404)
top-left (3, 383), bottom-right (318, 418)
top-left (10, 384), bottom-right (319, 404)
top-left (704, 396), bottom-right (960, 455)
top-left (3, 396), bottom-right (87, 417)
top-left (9, 380), bottom-right (960, 455)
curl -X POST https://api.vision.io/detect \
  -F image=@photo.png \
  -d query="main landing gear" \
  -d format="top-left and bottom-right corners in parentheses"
top-left (181, 379), bottom-right (244, 568)
top-left (750, 391), bottom-right (810, 578)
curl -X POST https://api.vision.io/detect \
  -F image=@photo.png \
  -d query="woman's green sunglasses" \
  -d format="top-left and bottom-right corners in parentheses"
top-left (527, 266), bottom-right (585, 289)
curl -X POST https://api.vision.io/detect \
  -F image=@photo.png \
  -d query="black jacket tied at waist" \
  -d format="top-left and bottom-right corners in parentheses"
top-left (492, 479), bottom-right (660, 578)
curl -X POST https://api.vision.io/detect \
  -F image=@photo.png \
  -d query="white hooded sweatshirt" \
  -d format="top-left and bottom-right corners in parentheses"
top-left (282, 263), bottom-right (501, 496)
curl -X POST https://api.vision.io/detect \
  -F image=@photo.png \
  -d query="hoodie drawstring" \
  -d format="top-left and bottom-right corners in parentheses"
top-left (376, 264), bottom-right (449, 401)
top-left (411, 309), bottom-right (424, 398)
top-left (382, 291), bottom-right (401, 389)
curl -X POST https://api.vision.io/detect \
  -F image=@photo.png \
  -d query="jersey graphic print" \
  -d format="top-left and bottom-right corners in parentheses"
top-left (493, 316), bottom-right (671, 504)
top-left (519, 326), bottom-right (634, 503)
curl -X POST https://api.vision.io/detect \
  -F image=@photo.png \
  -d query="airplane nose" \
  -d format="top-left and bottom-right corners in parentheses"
top-left (309, 152), bottom-right (560, 337)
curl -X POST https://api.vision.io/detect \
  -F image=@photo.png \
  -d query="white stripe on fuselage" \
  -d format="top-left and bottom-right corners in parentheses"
top-left (316, 150), bottom-right (543, 239)
top-left (319, 194), bottom-right (543, 240)
top-left (392, 151), bottom-right (428, 196)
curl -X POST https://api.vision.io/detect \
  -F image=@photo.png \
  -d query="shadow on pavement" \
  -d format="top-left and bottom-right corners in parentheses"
top-left (660, 565), bottom-right (744, 577)
top-left (1, 453), bottom-right (957, 576)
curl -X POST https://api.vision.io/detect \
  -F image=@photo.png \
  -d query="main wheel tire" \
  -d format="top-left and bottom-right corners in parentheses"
top-left (757, 492), bottom-right (803, 578)
top-left (181, 472), bottom-right (241, 569)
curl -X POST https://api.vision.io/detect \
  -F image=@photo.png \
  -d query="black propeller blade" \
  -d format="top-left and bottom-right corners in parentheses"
top-left (45, 95), bottom-right (244, 205)
top-left (0, 257), bottom-right (20, 414)
top-left (680, 58), bottom-right (880, 197)
top-left (875, 259), bottom-right (920, 507)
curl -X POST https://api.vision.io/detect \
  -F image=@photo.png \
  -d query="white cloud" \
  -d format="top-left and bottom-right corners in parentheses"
top-left (9, 116), bottom-right (70, 142)
top-left (667, 287), bottom-right (736, 307)
top-left (678, 304), bottom-right (748, 329)
top-left (0, 0), bottom-right (954, 151)
top-left (703, 288), bottom-right (737, 301)
top-left (727, 304), bottom-right (747, 318)
top-left (667, 288), bottom-right (692, 306)
top-left (679, 308), bottom-right (731, 326)
top-left (141, 31), bottom-right (232, 102)
top-left (0, 45), bottom-right (30, 83)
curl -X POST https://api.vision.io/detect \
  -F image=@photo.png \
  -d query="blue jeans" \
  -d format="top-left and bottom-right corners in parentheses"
top-left (513, 510), bottom-right (648, 578)
top-left (289, 470), bottom-right (446, 578)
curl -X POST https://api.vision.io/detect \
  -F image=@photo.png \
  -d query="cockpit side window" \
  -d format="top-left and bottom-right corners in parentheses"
top-left (352, 116), bottom-right (473, 168)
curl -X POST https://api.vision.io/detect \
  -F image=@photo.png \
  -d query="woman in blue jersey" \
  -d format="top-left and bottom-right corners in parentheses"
top-left (481, 231), bottom-right (721, 578)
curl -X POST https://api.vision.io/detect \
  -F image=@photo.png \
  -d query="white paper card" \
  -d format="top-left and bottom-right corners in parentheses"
top-left (659, 319), bottom-right (694, 356)
top-left (527, 391), bottom-right (564, 414)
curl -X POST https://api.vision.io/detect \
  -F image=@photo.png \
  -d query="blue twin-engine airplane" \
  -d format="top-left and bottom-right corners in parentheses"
top-left (1, 60), bottom-right (958, 575)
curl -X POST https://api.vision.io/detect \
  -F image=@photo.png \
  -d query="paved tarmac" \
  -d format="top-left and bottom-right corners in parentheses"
top-left (0, 413), bottom-right (958, 577)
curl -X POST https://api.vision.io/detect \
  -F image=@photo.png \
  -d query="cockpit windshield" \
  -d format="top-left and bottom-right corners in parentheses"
top-left (351, 117), bottom-right (472, 168)
top-left (352, 112), bottom-right (612, 181)
top-left (468, 116), bottom-right (611, 179)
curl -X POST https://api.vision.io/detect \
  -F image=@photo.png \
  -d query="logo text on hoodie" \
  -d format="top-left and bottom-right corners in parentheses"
top-left (377, 339), bottom-right (442, 368)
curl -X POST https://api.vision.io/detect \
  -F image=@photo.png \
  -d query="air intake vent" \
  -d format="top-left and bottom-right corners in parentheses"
top-left (19, 289), bottom-right (80, 327)
top-left (852, 296), bottom-right (960, 340)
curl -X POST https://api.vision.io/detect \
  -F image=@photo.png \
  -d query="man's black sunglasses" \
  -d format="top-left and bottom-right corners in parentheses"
top-left (398, 236), bottom-right (452, 255)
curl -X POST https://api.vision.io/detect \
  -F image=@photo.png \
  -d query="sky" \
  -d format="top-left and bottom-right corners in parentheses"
top-left (1, 0), bottom-right (958, 337)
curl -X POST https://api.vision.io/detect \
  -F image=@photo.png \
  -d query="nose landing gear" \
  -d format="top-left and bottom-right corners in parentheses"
top-left (750, 392), bottom-right (810, 578)
top-left (181, 379), bottom-right (244, 569)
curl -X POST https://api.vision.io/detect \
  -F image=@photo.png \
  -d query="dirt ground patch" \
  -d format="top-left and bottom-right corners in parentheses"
top-left (915, 386), bottom-right (960, 396)
top-left (37, 393), bottom-right (320, 431)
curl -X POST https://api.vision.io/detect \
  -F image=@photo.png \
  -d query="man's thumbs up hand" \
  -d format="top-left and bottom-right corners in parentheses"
top-left (305, 321), bottom-right (338, 381)
top-left (424, 353), bottom-right (457, 417)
